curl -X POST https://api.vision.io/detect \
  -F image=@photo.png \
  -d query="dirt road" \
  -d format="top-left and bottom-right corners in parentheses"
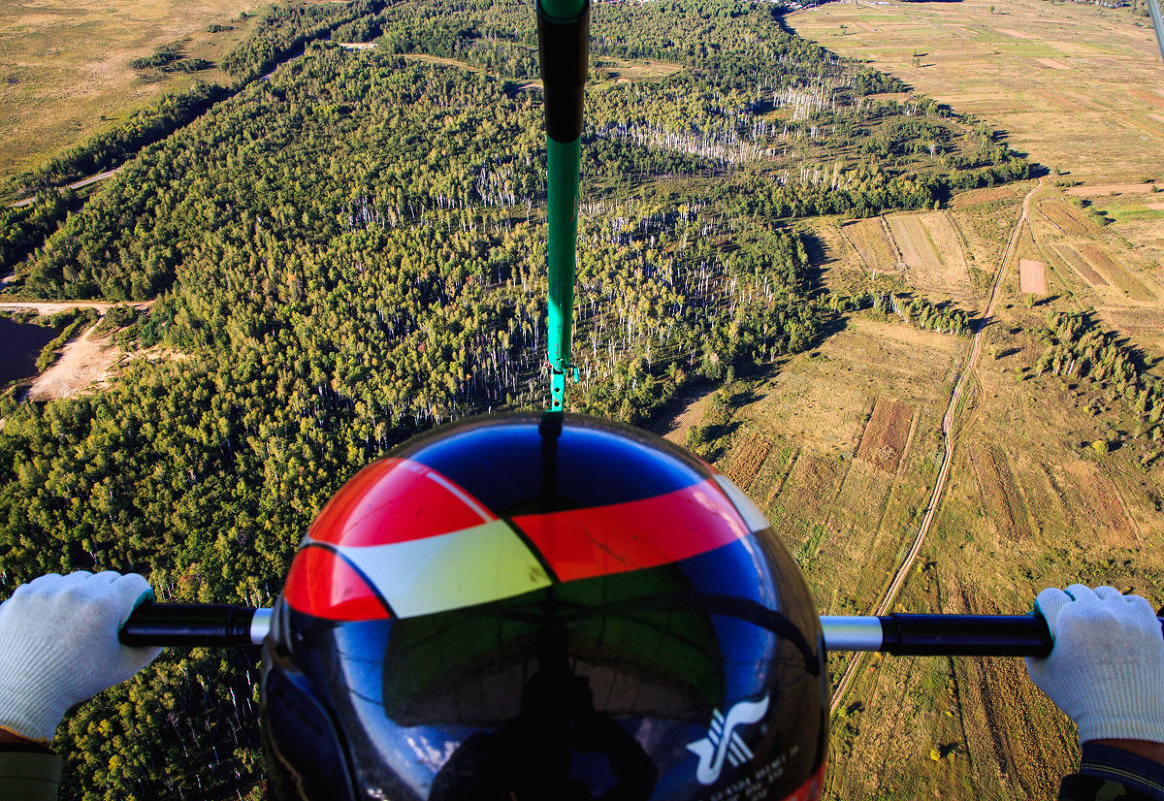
top-left (0, 300), bottom-right (152, 314)
top-left (8, 167), bottom-right (123, 208)
top-left (828, 179), bottom-right (1042, 712)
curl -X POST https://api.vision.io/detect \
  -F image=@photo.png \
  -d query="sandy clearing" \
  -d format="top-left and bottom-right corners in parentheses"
top-left (1147, 201), bottom-right (1164, 210)
top-left (1034, 58), bottom-right (1070, 70)
top-left (27, 325), bottom-right (122, 401)
top-left (1019, 259), bottom-right (1047, 295)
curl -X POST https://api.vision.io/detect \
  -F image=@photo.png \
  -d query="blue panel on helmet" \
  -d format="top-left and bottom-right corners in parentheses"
top-left (401, 414), bottom-right (706, 515)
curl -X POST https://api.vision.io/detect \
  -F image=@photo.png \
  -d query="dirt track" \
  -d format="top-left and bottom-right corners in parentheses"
top-left (0, 300), bottom-right (152, 314)
top-left (8, 167), bottom-right (123, 208)
top-left (828, 178), bottom-right (1043, 712)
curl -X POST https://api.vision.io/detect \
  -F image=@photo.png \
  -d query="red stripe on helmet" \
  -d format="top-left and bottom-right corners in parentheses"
top-left (307, 458), bottom-right (493, 547)
top-left (513, 478), bottom-right (750, 582)
top-left (283, 544), bottom-right (391, 621)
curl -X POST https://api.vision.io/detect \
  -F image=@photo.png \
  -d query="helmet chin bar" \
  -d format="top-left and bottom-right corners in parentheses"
top-left (119, 602), bottom-right (1164, 655)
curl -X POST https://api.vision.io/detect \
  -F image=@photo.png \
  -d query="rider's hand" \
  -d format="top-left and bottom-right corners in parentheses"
top-left (1026, 585), bottom-right (1164, 745)
top-left (0, 571), bottom-right (162, 744)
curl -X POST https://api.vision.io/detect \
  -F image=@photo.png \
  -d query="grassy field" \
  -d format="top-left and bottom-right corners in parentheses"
top-left (0, 0), bottom-right (269, 182)
top-left (695, 175), bottom-right (1164, 798)
top-left (786, 0), bottom-right (1164, 185)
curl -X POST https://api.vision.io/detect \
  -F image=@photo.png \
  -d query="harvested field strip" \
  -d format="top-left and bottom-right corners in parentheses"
top-left (1019, 259), bottom-right (1047, 295)
top-left (887, 215), bottom-right (943, 272)
top-left (725, 435), bottom-right (772, 491)
top-left (842, 219), bottom-right (898, 272)
top-left (924, 211), bottom-right (971, 273)
top-left (1073, 466), bottom-right (1134, 540)
top-left (949, 185), bottom-right (1020, 209)
top-left (771, 451), bottom-right (844, 555)
top-left (1035, 58), bottom-right (1070, 70)
top-left (1129, 88), bottom-right (1164, 109)
top-left (827, 459), bottom-right (894, 550)
top-left (1054, 244), bottom-right (1108, 286)
top-left (1037, 199), bottom-right (1089, 235)
top-left (855, 397), bottom-right (913, 473)
top-left (969, 443), bottom-right (1031, 540)
top-left (1078, 244), bottom-right (1154, 300)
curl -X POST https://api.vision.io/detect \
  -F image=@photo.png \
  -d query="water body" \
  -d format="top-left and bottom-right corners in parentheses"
top-left (0, 317), bottom-right (57, 385)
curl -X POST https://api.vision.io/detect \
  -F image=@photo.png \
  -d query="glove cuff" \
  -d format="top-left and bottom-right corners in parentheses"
top-left (0, 699), bottom-right (65, 745)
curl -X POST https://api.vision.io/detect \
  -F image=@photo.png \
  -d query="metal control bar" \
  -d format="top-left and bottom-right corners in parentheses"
top-left (120, 604), bottom-right (1164, 654)
top-left (120, 604), bottom-right (271, 647)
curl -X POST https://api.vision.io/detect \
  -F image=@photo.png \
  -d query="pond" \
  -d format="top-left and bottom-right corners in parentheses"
top-left (0, 316), bottom-right (58, 386)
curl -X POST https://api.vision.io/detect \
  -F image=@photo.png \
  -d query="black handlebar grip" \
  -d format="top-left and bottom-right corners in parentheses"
top-left (536, 0), bottom-right (591, 143)
top-left (120, 603), bottom-right (261, 647)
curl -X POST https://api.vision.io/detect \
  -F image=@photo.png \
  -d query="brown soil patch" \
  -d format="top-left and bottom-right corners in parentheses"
top-left (841, 218), bottom-right (898, 273)
top-left (997, 28), bottom-right (1035, 39)
top-left (1054, 244), bottom-right (1107, 286)
top-left (27, 325), bottom-right (122, 401)
top-left (855, 397), bottom-right (913, 473)
top-left (1067, 182), bottom-right (1162, 197)
top-left (969, 443), bottom-right (1031, 541)
top-left (1018, 259), bottom-right (1047, 295)
top-left (1078, 243), bottom-right (1153, 300)
top-left (724, 435), bottom-right (772, 491)
top-left (1034, 58), bottom-right (1070, 70)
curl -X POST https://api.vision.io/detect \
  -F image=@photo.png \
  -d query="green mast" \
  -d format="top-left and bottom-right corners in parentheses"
top-left (537, 0), bottom-right (589, 410)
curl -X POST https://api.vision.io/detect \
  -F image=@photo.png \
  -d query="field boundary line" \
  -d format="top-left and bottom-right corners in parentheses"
top-left (828, 178), bottom-right (1042, 714)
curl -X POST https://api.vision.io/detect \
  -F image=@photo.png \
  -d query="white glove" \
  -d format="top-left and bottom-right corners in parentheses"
top-left (1026, 584), bottom-right (1164, 745)
top-left (0, 571), bottom-right (163, 743)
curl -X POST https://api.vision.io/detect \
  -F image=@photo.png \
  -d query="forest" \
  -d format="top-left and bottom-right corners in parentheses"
top-left (0, 0), bottom-right (1031, 797)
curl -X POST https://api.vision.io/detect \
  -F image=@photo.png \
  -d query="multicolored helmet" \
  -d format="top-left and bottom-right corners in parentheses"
top-left (260, 412), bottom-right (828, 801)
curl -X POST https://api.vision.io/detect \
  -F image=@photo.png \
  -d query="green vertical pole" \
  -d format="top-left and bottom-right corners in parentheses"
top-left (537, 0), bottom-right (589, 410)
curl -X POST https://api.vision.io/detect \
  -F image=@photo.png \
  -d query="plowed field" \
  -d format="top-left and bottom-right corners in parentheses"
top-left (1018, 259), bottom-right (1046, 295)
top-left (855, 397), bottom-right (914, 473)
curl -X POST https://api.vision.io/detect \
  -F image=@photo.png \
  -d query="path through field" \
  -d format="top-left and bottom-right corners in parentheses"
top-left (828, 179), bottom-right (1042, 712)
